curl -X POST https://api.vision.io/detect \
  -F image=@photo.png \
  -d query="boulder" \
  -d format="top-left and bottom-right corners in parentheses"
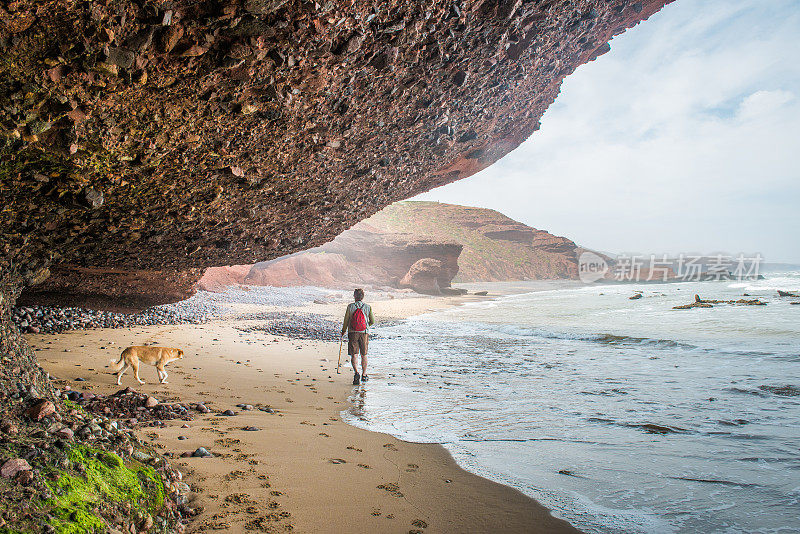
top-left (1, 458), bottom-right (32, 478)
top-left (399, 258), bottom-right (448, 295)
top-left (25, 399), bottom-right (56, 421)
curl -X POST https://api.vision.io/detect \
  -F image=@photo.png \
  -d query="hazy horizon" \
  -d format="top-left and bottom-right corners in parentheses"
top-left (414, 0), bottom-right (800, 264)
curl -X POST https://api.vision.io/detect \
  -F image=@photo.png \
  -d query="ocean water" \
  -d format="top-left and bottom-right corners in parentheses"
top-left (343, 272), bottom-right (800, 533)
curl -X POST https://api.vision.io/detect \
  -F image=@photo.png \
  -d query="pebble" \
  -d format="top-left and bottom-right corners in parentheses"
top-left (132, 451), bottom-right (152, 463)
top-left (191, 447), bottom-right (212, 458)
top-left (219, 410), bottom-right (236, 417)
top-left (242, 426), bottom-right (260, 431)
top-left (10, 287), bottom-right (375, 335)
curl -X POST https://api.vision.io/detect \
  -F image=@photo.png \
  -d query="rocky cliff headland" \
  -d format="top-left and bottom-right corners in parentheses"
top-left (199, 201), bottom-right (596, 293)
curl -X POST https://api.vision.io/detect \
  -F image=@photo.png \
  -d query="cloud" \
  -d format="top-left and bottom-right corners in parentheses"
top-left (415, 0), bottom-right (800, 262)
top-left (738, 90), bottom-right (794, 120)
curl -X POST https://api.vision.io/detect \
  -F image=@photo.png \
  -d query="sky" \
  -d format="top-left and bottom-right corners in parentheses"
top-left (414, 0), bottom-right (800, 263)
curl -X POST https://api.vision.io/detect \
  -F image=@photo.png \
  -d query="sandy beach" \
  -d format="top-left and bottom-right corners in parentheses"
top-left (27, 293), bottom-right (578, 533)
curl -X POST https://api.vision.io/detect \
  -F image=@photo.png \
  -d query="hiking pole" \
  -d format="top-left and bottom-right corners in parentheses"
top-left (336, 335), bottom-right (343, 374)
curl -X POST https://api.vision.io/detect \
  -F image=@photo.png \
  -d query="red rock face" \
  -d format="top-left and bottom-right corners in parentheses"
top-left (200, 222), bottom-right (463, 291)
top-left (1, 0), bottom-right (672, 309)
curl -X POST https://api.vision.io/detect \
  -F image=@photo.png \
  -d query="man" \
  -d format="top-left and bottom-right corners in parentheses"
top-left (341, 288), bottom-right (375, 385)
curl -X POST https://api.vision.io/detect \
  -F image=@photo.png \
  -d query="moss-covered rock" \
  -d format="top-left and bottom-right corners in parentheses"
top-left (44, 445), bottom-right (166, 533)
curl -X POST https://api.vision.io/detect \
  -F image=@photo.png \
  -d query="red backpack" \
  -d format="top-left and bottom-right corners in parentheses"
top-left (350, 304), bottom-right (368, 331)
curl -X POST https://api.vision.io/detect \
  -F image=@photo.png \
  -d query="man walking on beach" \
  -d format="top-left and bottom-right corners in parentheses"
top-left (341, 288), bottom-right (375, 385)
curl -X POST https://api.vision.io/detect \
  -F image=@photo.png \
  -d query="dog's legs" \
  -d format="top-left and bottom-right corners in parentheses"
top-left (116, 363), bottom-right (129, 385)
top-left (132, 360), bottom-right (144, 384)
top-left (157, 365), bottom-right (169, 384)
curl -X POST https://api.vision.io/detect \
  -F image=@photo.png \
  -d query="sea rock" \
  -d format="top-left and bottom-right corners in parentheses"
top-left (25, 399), bottom-right (56, 421)
top-left (55, 427), bottom-right (74, 440)
top-left (132, 451), bottom-right (152, 463)
top-left (191, 447), bottom-right (213, 458)
top-left (758, 385), bottom-right (800, 397)
top-left (220, 409), bottom-right (236, 416)
top-left (15, 469), bottom-right (35, 485)
top-left (1, 420), bottom-right (19, 435)
top-left (1, 458), bottom-right (32, 478)
top-left (145, 396), bottom-right (159, 408)
top-left (399, 258), bottom-right (448, 295)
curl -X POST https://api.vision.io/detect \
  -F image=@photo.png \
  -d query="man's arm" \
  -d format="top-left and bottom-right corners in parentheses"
top-left (341, 306), bottom-right (351, 336)
top-left (368, 306), bottom-right (375, 326)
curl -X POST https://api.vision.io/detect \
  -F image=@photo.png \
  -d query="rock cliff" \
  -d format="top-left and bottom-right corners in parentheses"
top-left (199, 201), bottom-right (595, 290)
top-left (365, 201), bottom-right (588, 281)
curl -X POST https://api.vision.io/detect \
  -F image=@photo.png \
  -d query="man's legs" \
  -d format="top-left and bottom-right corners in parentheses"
top-left (359, 333), bottom-right (368, 380)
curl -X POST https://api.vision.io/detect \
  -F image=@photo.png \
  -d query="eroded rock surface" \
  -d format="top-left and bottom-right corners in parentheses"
top-left (2, 0), bottom-right (672, 309)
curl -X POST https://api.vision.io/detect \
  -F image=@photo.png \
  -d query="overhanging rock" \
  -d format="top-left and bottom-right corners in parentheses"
top-left (1, 0), bottom-right (673, 308)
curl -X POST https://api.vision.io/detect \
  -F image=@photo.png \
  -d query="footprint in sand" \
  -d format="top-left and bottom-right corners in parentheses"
top-left (329, 458), bottom-right (347, 464)
top-left (412, 519), bottom-right (429, 528)
top-left (406, 464), bottom-right (419, 472)
top-left (377, 483), bottom-right (404, 498)
top-left (382, 443), bottom-right (398, 451)
top-left (346, 446), bottom-right (362, 452)
top-left (225, 493), bottom-right (257, 505)
top-left (371, 510), bottom-right (382, 517)
top-left (319, 433), bottom-right (330, 437)
top-left (357, 464), bottom-right (371, 469)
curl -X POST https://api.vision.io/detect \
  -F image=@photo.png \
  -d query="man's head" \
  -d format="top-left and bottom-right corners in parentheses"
top-left (354, 288), bottom-right (364, 301)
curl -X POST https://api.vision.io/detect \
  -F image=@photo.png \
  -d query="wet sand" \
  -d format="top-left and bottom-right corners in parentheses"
top-left (29, 295), bottom-right (579, 533)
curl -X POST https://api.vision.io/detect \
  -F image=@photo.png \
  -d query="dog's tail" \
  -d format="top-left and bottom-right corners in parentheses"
top-left (109, 348), bottom-right (129, 371)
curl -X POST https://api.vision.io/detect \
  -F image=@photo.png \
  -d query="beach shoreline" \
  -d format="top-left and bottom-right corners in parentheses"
top-left (28, 287), bottom-right (579, 533)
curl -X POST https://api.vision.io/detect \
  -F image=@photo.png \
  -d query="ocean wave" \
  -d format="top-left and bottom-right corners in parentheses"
top-left (728, 275), bottom-right (800, 292)
top-left (449, 322), bottom-right (702, 352)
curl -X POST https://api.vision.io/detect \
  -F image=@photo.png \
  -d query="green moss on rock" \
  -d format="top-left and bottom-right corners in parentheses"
top-left (44, 444), bottom-right (165, 534)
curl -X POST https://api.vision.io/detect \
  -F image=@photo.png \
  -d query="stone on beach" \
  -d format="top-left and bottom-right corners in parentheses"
top-left (191, 447), bottom-right (213, 458)
top-left (25, 399), bottom-right (56, 421)
top-left (1, 458), bottom-right (32, 478)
